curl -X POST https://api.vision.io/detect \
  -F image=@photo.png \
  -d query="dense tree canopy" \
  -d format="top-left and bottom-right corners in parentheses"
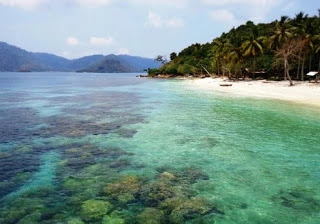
top-left (149, 11), bottom-right (320, 81)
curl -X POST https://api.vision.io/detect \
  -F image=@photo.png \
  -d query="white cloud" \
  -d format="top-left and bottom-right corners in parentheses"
top-left (166, 18), bottom-right (184, 28)
top-left (66, 37), bottom-right (80, 46)
top-left (128, 0), bottom-right (188, 9)
top-left (117, 48), bottom-right (130, 55)
top-left (0, 0), bottom-right (189, 10)
top-left (204, 0), bottom-right (280, 25)
top-left (147, 12), bottom-right (184, 29)
top-left (90, 36), bottom-right (114, 46)
top-left (282, 2), bottom-right (295, 12)
top-left (210, 9), bottom-right (235, 23)
top-left (73, 0), bottom-right (112, 7)
top-left (202, 0), bottom-right (277, 7)
top-left (0, 0), bottom-right (48, 10)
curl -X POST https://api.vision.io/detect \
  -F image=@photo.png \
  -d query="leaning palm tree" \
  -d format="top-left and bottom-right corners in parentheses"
top-left (242, 34), bottom-right (264, 78)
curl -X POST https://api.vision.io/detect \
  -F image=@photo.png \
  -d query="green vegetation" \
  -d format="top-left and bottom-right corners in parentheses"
top-left (150, 11), bottom-right (320, 81)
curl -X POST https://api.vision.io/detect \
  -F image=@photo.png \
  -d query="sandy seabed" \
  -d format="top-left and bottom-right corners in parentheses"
top-left (190, 78), bottom-right (320, 108)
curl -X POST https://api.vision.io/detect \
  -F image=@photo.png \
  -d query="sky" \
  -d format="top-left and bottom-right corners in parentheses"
top-left (0, 0), bottom-right (318, 59)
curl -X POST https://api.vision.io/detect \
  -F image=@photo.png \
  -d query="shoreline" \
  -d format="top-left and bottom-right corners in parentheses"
top-left (188, 78), bottom-right (320, 108)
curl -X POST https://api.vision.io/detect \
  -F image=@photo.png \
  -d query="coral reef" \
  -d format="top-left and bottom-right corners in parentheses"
top-left (80, 199), bottom-right (113, 221)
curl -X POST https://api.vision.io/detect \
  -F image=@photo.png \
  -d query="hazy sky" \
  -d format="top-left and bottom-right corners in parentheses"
top-left (0, 0), bottom-right (318, 59)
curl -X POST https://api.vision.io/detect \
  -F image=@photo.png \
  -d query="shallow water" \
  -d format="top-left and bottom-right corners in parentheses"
top-left (0, 72), bottom-right (319, 224)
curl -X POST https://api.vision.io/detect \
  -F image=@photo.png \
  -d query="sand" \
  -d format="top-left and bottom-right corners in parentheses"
top-left (189, 78), bottom-right (320, 108)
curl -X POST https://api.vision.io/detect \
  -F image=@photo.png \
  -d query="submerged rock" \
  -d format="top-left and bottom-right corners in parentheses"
top-left (67, 217), bottom-right (85, 224)
top-left (140, 181), bottom-right (177, 207)
top-left (178, 167), bottom-right (210, 184)
top-left (102, 214), bottom-right (125, 224)
top-left (104, 176), bottom-right (141, 204)
top-left (166, 198), bottom-right (217, 223)
top-left (138, 208), bottom-right (164, 224)
top-left (17, 211), bottom-right (42, 224)
top-left (81, 199), bottom-right (113, 221)
top-left (273, 189), bottom-right (320, 212)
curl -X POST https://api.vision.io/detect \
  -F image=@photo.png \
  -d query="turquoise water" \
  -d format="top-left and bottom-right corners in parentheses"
top-left (0, 72), bottom-right (319, 224)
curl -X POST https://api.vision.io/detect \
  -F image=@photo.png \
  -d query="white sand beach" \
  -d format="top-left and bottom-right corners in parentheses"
top-left (190, 78), bottom-right (320, 108)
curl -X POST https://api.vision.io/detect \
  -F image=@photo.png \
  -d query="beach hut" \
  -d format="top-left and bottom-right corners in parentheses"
top-left (306, 71), bottom-right (319, 83)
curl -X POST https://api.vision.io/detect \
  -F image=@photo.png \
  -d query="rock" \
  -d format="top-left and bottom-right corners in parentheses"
top-left (102, 215), bottom-right (125, 224)
top-left (104, 176), bottom-right (141, 204)
top-left (140, 181), bottom-right (176, 207)
top-left (165, 198), bottom-right (217, 224)
top-left (67, 217), bottom-right (85, 224)
top-left (159, 172), bottom-right (176, 181)
top-left (81, 200), bottom-right (113, 221)
top-left (138, 208), bottom-right (164, 224)
top-left (17, 211), bottom-right (42, 224)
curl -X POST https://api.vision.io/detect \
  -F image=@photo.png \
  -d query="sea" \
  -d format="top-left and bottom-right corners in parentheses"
top-left (0, 72), bottom-right (319, 224)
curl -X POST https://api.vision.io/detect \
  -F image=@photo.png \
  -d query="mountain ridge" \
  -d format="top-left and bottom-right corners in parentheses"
top-left (0, 42), bottom-right (160, 73)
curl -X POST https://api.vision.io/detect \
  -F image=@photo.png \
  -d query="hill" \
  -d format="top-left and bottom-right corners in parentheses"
top-left (0, 42), bottom-right (160, 73)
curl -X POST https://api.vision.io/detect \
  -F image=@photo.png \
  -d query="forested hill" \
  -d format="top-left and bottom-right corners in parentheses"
top-left (0, 42), bottom-right (160, 73)
top-left (150, 12), bottom-right (320, 82)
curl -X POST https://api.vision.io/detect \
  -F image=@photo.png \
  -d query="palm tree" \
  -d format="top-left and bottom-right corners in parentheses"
top-left (213, 38), bottom-right (230, 75)
top-left (242, 34), bottom-right (264, 78)
top-left (227, 45), bottom-right (244, 79)
top-left (269, 16), bottom-right (295, 80)
top-left (297, 18), bottom-right (318, 80)
top-left (293, 12), bottom-right (308, 79)
top-left (269, 16), bottom-right (295, 50)
top-left (315, 37), bottom-right (320, 72)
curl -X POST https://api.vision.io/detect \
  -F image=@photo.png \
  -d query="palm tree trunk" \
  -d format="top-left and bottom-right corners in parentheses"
top-left (253, 56), bottom-right (256, 79)
top-left (296, 50), bottom-right (301, 79)
top-left (301, 53), bottom-right (305, 81)
top-left (285, 59), bottom-right (293, 86)
top-left (309, 56), bottom-right (312, 72)
top-left (296, 60), bottom-right (300, 80)
top-left (282, 51), bottom-right (287, 81)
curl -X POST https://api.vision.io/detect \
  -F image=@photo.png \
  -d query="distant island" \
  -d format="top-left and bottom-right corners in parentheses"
top-left (0, 42), bottom-right (160, 73)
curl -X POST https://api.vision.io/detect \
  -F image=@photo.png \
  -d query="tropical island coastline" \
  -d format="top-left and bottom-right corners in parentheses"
top-left (146, 11), bottom-right (320, 107)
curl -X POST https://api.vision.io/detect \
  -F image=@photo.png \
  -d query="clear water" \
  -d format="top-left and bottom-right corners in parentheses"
top-left (0, 72), bottom-right (319, 224)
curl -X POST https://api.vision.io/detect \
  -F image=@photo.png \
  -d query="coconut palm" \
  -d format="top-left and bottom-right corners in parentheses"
top-left (242, 34), bottom-right (265, 78)
top-left (269, 16), bottom-right (295, 50)
top-left (297, 18), bottom-right (318, 80)
top-left (293, 12), bottom-right (308, 79)
top-left (315, 37), bottom-right (320, 72)
top-left (213, 38), bottom-right (230, 75)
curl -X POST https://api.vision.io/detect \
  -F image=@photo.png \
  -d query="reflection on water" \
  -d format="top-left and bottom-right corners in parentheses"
top-left (0, 72), bottom-right (319, 224)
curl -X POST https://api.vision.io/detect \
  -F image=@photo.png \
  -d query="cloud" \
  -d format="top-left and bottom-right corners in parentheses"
top-left (282, 2), bottom-right (295, 12)
top-left (128, 0), bottom-right (188, 8)
top-left (0, 0), bottom-right (189, 10)
top-left (90, 36), bottom-right (114, 46)
top-left (0, 0), bottom-right (48, 10)
top-left (210, 9), bottom-right (235, 23)
top-left (204, 0), bottom-right (280, 25)
top-left (147, 12), bottom-right (184, 28)
top-left (117, 48), bottom-right (130, 55)
top-left (73, 0), bottom-right (112, 7)
top-left (66, 37), bottom-right (80, 46)
top-left (202, 0), bottom-right (277, 7)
